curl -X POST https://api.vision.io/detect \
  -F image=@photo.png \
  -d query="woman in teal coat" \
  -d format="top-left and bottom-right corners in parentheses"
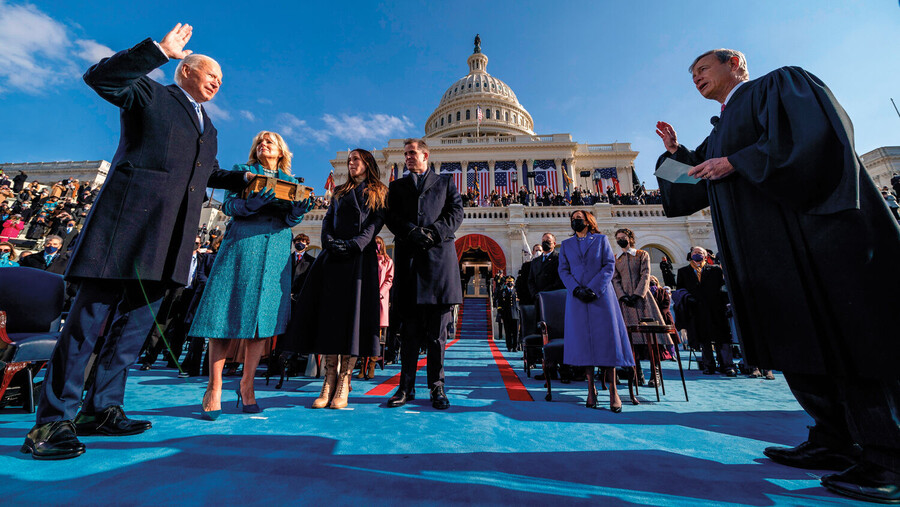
top-left (190, 131), bottom-right (313, 418)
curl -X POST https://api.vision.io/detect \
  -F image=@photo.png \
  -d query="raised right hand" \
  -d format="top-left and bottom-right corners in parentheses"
top-left (655, 121), bottom-right (679, 154)
top-left (159, 23), bottom-right (194, 59)
top-left (245, 188), bottom-right (276, 212)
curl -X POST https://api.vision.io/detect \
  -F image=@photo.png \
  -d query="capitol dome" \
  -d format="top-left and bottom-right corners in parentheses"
top-left (425, 37), bottom-right (535, 138)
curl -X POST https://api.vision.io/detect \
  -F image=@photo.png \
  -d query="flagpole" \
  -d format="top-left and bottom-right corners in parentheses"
top-left (892, 98), bottom-right (900, 121)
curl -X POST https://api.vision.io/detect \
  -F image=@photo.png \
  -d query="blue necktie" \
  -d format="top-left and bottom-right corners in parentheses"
top-left (45, 254), bottom-right (54, 267)
top-left (194, 103), bottom-right (204, 133)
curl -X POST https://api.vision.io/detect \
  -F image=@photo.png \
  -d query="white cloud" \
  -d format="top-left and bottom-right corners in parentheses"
top-left (239, 110), bottom-right (256, 122)
top-left (147, 68), bottom-right (165, 82)
top-left (203, 101), bottom-right (231, 121)
top-left (257, 98), bottom-right (273, 105)
top-left (0, 1), bottom-right (76, 92)
top-left (73, 39), bottom-right (113, 63)
top-left (276, 112), bottom-right (414, 145)
top-left (0, 2), bottom-right (166, 93)
top-left (322, 113), bottom-right (414, 144)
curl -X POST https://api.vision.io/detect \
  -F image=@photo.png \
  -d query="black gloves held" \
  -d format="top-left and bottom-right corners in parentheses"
top-left (408, 227), bottom-right (436, 249)
top-left (574, 286), bottom-right (598, 302)
top-left (327, 238), bottom-right (358, 258)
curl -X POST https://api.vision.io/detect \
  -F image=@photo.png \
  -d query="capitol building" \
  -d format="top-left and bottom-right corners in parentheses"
top-left (294, 38), bottom-right (716, 291)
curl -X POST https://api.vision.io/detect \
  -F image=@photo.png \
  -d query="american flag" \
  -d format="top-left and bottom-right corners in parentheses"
top-left (533, 160), bottom-right (558, 194)
top-left (324, 171), bottom-right (335, 192)
top-left (389, 163), bottom-right (395, 182)
top-left (595, 167), bottom-right (620, 194)
top-left (467, 162), bottom-right (489, 198)
top-left (441, 162), bottom-right (463, 193)
top-left (476, 105), bottom-right (483, 124)
top-left (494, 161), bottom-right (519, 194)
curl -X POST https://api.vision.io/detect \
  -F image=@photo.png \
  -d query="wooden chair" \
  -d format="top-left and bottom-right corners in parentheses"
top-left (626, 323), bottom-right (689, 402)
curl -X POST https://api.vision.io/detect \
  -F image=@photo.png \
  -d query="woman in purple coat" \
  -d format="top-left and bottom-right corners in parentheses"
top-left (558, 210), bottom-right (634, 412)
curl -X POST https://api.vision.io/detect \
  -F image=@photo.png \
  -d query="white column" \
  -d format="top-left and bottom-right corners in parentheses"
top-left (554, 158), bottom-right (564, 195)
top-left (488, 160), bottom-right (496, 194)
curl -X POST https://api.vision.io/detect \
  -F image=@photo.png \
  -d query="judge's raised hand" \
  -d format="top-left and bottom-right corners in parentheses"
top-left (655, 121), bottom-right (679, 154)
top-left (688, 157), bottom-right (735, 181)
top-left (159, 23), bottom-right (194, 59)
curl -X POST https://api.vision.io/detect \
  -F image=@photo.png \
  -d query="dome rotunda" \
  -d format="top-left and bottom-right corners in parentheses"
top-left (425, 37), bottom-right (535, 138)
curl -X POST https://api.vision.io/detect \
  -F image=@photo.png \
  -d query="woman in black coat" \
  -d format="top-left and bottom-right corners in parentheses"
top-left (288, 148), bottom-right (386, 410)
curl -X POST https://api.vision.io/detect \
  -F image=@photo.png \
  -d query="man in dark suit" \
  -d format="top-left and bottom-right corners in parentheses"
top-left (385, 138), bottom-right (463, 410)
top-left (674, 246), bottom-right (736, 376)
top-left (290, 233), bottom-right (315, 296)
top-left (19, 235), bottom-right (69, 275)
top-left (22, 24), bottom-right (250, 461)
top-left (527, 233), bottom-right (564, 297)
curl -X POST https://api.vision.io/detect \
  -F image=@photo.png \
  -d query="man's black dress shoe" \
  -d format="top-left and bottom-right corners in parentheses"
top-left (763, 441), bottom-right (857, 471)
top-left (74, 406), bottom-right (152, 436)
top-left (139, 364), bottom-right (151, 371)
top-left (21, 420), bottom-right (85, 460)
top-left (387, 388), bottom-right (415, 408)
top-left (821, 462), bottom-right (900, 504)
top-left (430, 385), bottom-right (449, 410)
top-left (723, 367), bottom-right (737, 377)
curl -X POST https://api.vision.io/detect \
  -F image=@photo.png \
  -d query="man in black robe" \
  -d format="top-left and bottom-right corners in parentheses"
top-left (655, 48), bottom-right (900, 503)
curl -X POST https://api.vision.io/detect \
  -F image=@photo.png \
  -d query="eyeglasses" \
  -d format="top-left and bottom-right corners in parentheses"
top-left (0, 249), bottom-right (11, 254)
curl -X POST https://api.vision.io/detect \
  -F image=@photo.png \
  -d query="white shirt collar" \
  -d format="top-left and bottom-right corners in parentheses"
top-left (619, 247), bottom-right (637, 258)
top-left (177, 86), bottom-right (201, 109)
top-left (724, 80), bottom-right (746, 106)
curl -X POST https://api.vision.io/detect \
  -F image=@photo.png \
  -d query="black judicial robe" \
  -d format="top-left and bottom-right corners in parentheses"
top-left (656, 67), bottom-right (900, 378)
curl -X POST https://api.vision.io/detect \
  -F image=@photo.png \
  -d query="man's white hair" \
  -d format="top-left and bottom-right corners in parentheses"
top-left (174, 54), bottom-right (220, 87)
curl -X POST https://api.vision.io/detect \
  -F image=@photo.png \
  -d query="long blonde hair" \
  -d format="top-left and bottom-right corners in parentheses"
top-left (247, 131), bottom-right (293, 176)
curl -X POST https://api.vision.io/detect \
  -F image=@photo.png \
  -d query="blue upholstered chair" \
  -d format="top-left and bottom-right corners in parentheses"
top-left (536, 289), bottom-right (567, 402)
top-left (0, 267), bottom-right (65, 412)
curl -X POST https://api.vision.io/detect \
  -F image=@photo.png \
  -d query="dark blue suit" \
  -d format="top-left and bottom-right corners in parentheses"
top-left (35, 39), bottom-right (247, 424)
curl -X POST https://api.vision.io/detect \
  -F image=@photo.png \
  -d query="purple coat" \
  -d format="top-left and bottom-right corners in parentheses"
top-left (558, 233), bottom-right (634, 367)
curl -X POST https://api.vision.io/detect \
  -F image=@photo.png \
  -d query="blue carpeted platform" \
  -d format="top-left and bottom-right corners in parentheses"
top-left (0, 298), bottom-right (866, 505)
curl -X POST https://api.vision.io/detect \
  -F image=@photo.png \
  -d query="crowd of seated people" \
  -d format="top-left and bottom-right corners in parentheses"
top-left (460, 184), bottom-right (664, 208)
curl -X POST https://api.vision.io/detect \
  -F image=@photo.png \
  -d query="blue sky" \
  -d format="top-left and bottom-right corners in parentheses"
top-left (1, 1), bottom-right (898, 190)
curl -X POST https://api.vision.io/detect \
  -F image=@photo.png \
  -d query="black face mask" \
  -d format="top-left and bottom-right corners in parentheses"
top-left (616, 239), bottom-right (629, 248)
top-left (295, 243), bottom-right (307, 251)
top-left (541, 240), bottom-right (553, 252)
top-left (570, 219), bottom-right (586, 232)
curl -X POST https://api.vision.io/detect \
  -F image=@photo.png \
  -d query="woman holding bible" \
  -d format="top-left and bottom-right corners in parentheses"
top-left (286, 148), bottom-right (386, 410)
top-left (190, 131), bottom-right (313, 419)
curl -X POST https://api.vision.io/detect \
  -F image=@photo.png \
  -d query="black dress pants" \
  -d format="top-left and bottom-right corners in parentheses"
top-left (140, 287), bottom-right (189, 366)
top-left (36, 279), bottom-right (167, 424)
top-left (784, 371), bottom-right (900, 473)
top-left (399, 304), bottom-right (453, 391)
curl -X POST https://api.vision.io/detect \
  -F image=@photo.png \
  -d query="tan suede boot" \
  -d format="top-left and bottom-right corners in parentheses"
top-left (365, 358), bottom-right (376, 379)
top-left (311, 355), bottom-right (338, 409)
top-left (356, 357), bottom-right (367, 379)
top-left (329, 355), bottom-right (356, 409)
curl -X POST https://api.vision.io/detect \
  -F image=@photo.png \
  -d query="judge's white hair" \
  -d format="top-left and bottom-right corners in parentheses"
top-left (689, 49), bottom-right (749, 80)
top-left (174, 54), bottom-right (220, 87)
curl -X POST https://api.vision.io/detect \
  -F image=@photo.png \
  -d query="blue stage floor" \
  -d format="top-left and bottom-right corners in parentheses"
top-left (0, 308), bottom-right (868, 505)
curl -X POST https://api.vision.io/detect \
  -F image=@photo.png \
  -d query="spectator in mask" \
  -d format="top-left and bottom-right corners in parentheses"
top-left (20, 235), bottom-right (68, 274)
top-left (0, 242), bottom-right (19, 268)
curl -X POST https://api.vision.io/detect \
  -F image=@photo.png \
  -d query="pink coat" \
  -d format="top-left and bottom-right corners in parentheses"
top-left (378, 255), bottom-right (394, 327)
top-left (1, 219), bottom-right (25, 241)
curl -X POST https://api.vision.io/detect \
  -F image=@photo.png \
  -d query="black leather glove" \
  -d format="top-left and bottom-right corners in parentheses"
top-left (574, 286), bottom-right (593, 302)
top-left (583, 288), bottom-right (598, 301)
top-left (619, 295), bottom-right (632, 306)
top-left (408, 227), bottom-right (435, 249)
top-left (245, 188), bottom-right (277, 212)
top-left (327, 238), bottom-right (349, 257)
top-left (628, 294), bottom-right (641, 306)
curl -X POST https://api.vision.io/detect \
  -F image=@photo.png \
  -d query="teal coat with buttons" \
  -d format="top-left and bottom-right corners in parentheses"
top-left (189, 164), bottom-right (300, 339)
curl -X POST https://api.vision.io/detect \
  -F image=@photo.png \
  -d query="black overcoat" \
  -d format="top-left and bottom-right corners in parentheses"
top-left (674, 264), bottom-right (730, 349)
top-left (657, 67), bottom-right (900, 378)
top-left (68, 38), bottom-right (246, 285)
top-left (527, 251), bottom-right (565, 296)
top-left (386, 171), bottom-right (464, 307)
top-left (290, 183), bottom-right (384, 357)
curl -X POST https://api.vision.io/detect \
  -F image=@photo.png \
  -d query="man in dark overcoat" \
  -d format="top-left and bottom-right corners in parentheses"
top-left (22, 24), bottom-right (249, 460)
top-left (496, 277), bottom-right (519, 352)
top-left (385, 138), bottom-right (463, 410)
top-left (655, 48), bottom-right (900, 502)
top-left (527, 232), bottom-right (564, 297)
